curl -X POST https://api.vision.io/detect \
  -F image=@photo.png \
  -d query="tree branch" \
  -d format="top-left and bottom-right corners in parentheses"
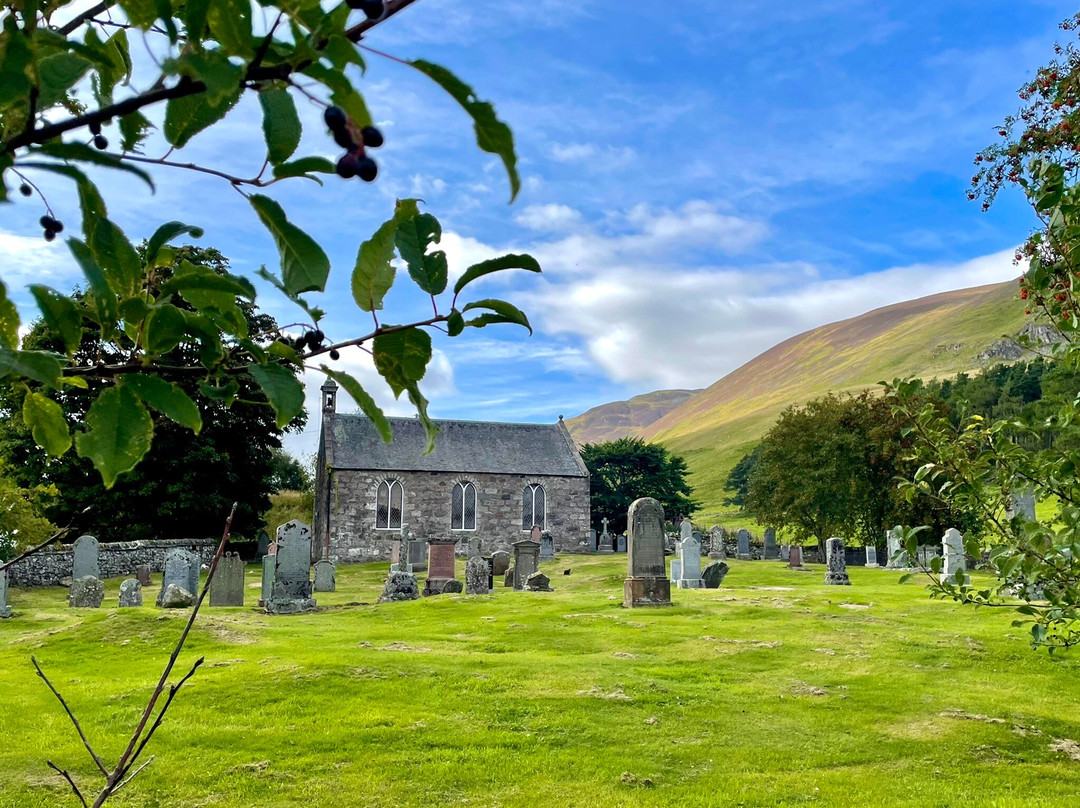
top-left (57, 1), bottom-right (115, 35)
top-left (0, 507), bottom-right (91, 573)
top-left (32, 657), bottom-right (110, 777)
top-left (47, 761), bottom-right (89, 808)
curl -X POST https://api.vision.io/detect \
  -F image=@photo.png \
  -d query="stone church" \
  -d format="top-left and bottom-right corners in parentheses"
top-left (312, 379), bottom-right (591, 562)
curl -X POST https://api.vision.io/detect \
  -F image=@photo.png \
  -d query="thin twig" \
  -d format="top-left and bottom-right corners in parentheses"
top-left (32, 657), bottom-right (110, 776)
top-left (0, 507), bottom-right (91, 573)
top-left (111, 755), bottom-right (154, 794)
top-left (47, 761), bottom-right (88, 808)
top-left (119, 660), bottom-right (202, 778)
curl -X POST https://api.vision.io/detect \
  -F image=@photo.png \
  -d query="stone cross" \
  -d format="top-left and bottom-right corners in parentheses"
top-left (210, 552), bottom-right (245, 606)
top-left (736, 529), bottom-right (751, 560)
top-left (941, 528), bottom-right (969, 585)
top-left (598, 521), bottom-right (614, 555)
top-left (624, 497), bottom-right (671, 607)
top-left (512, 539), bottom-right (540, 590)
top-left (313, 560), bottom-right (336, 592)
top-left (267, 521), bottom-right (317, 614)
top-left (72, 534), bottom-right (100, 581)
top-left (601, 518), bottom-right (609, 535)
top-left (824, 538), bottom-right (851, 585)
top-left (763, 528), bottom-right (778, 560)
top-left (677, 531), bottom-right (703, 589)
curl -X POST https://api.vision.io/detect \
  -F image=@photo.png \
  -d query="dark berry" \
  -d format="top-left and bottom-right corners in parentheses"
top-left (361, 126), bottom-right (383, 148)
top-left (39, 215), bottom-right (51, 229)
top-left (19, 183), bottom-right (31, 196)
top-left (333, 127), bottom-right (356, 150)
top-left (88, 120), bottom-right (102, 135)
top-left (295, 332), bottom-right (310, 351)
top-left (357, 156), bottom-right (378, 182)
top-left (52, 219), bottom-right (63, 234)
top-left (336, 153), bottom-right (360, 179)
top-left (345, 0), bottom-right (363, 8)
top-left (43, 228), bottom-right (56, 242)
top-left (329, 348), bottom-right (340, 361)
top-left (93, 134), bottom-right (108, 150)
top-left (324, 106), bottom-right (347, 132)
top-left (360, 0), bottom-right (384, 19)
top-left (312, 329), bottom-right (325, 345)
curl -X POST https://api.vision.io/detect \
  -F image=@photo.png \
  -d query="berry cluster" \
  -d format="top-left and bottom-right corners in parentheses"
top-left (89, 120), bottom-right (108, 151)
top-left (345, 0), bottom-right (385, 20)
top-left (39, 215), bottom-right (64, 242)
top-left (280, 328), bottom-right (340, 360)
top-left (324, 106), bottom-right (383, 182)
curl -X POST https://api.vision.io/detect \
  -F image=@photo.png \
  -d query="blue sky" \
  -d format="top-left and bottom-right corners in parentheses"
top-left (1, 0), bottom-right (1072, 457)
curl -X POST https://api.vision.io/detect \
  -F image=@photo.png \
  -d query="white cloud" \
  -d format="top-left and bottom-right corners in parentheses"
top-left (0, 231), bottom-right (77, 298)
top-left (514, 203), bottom-right (582, 231)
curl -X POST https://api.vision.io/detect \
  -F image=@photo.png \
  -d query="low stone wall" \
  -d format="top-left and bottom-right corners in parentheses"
top-left (7, 539), bottom-right (218, 587)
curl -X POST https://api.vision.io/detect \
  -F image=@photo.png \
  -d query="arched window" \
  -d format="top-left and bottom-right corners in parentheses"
top-left (522, 484), bottom-right (546, 531)
top-left (376, 480), bottom-right (403, 529)
top-left (451, 482), bottom-right (477, 531)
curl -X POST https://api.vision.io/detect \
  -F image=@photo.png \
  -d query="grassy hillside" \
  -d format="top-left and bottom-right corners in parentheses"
top-left (566, 389), bottom-right (701, 446)
top-left (3, 559), bottom-right (1080, 807)
top-left (636, 281), bottom-right (1028, 521)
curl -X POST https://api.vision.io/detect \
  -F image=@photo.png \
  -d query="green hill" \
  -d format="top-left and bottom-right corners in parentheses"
top-left (565, 389), bottom-right (701, 445)
top-left (574, 281), bottom-right (1029, 523)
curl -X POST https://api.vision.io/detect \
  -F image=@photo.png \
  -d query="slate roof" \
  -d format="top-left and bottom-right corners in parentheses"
top-left (324, 415), bottom-right (589, 477)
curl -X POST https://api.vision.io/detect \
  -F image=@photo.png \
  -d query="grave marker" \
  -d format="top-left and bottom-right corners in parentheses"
top-left (824, 538), bottom-right (851, 585)
top-left (466, 555), bottom-right (490, 595)
top-left (136, 564), bottom-right (151, 586)
top-left (69, 577), bottom-right (104, 608)
top-left (210, 553), bottom-right (245, 606)
top-left (156, 549), bottom-right (200, 606)
top-left (624, 497), bottom-right (671, 607)
top-left (512, 540), bottom-right (540, 591)
top-left (787, 545), bottom-right (804, 568)
top-left (865, 546), bottom-right (879, 568)
top-left (540, 532), bottom-right (555, 560)
top-left (941, 528), bottom-right (969, 585)
top-left (266, 521), bottom-right (317, 614)
top-left (0, 569), bottom-right (11, 618)
top-left (763, 528), bottom-right (778, 560)
top-left (72, 535), bottom-right (100, 581)
top-left (118, 578), bottom-right (142, 608)
top-left (314, 560), bottom-right (336, 592)
top-left (677, 530), bottom-right (704, 589)
top-left (736, 529), bottom-right (751, 560)
top-left (598, 516), bottom-right (614, 555)
top-left (423, 538), bottom-right (458, 596)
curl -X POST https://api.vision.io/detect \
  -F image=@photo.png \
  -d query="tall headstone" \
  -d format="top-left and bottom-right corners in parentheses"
top-left (512, 540), bottom-right (540, 591)
top-left (615, 534), bottom-right (627, 553)
top-left (530, 525), bottom-right (542, 544)
top-left (256, 530), bottom-right (271, 559)
top-left (72, 535), bottom-right (100, 581)
top-left (313, 560), bottom-right (336, 592)
top-left (788, 545), bottom-right (803, 569)
top-left (763, 528), bottom-right (778, 560)
top-left (736, 529), bottom-right (751, 560)
top-left (1008, 490), bottom-right (1036, 522)
top-left (779, 545), bottom-right (789, 562)
top-left (598, 517), bottom-right (614, 554)
top-left (708, 525), bottom-right (725, 559)
top-left (0, 569), bottom-right (11, 618)
top-left (941, 528), bottom-right (969, 585)
top-left (260, 553), bottom-right (276, 608)
top-left (491, 550), bottom-right (511, 576)
top-left (424, 538), bottom-right (458, 596)
top-left (588, 529), bottom-right (598, 553)
top-left (156, 549), bottom-right (200, 606)
top-left (266, 521), bottom-right (316, 614)
top-left (210, 553), bottom-right (245, 606)
top-left (118, 578), bottom-right (142, 608)
top-left (680, 519), bottom-right (693, 542)
top-left (465, 556), bottom-right (489, 595)
top-left (136, 564), bottom-right (152, 586)
top-left (69, 576), bottom-right (104, 608)
top-left (677, 530), bottom-right (703, 589)
top-left (824, 538), bottom-right (851, 585)
top-left (624, 497), bottom-right (671, 608)
top-left (670, 559), bottom-right (682, 584)
top-left (408, 539), bottom-right (426, 570)
top-left (865, 546), bottom-right (879, 568)
top-left (540, 532), bottom-right (555, 560)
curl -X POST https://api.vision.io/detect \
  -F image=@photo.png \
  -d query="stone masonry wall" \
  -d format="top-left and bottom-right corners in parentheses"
top-left (324, 470), bottom-right (590, 563)
top-left (8, 538), bottom-right (218, 587)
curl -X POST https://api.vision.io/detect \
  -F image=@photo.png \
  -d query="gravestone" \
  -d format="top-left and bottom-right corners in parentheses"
top-left (69, 576), bottom-right (104, 608)
top-left (540, 532), bottom-right (555, 560)
top-left (702, 560), bottom-right (729, 588)
top-left (917, 545), bottom-right (937, 566)
top-left (677, 530), bottom-right (703, 589)
top-left (598, 517), bottom-right (614, 554)
top-left (313, 560), bottom-right (336, 592)
top-left (787, 545), bottom-right (803, 568)
top-left (670, 559), bottom-right (682, 584)
top-left (260, 554), bottom-right (276, 608)
top-left (824, 538), bottom-right (851, 585)
top-left (0, 569), bottom-right (11, 618)
top-left (424, 538), bottom-right (458, 596)
top-left (72, 534), bottom-right (100, 581)
top-left (885, 526), bottom-right (911, 569)
top-left (465, 556), bottom-right (489, 595)
top-left (442, 579), bottom-right (464, 594)
top-left (512, 540), bottom-right (540, 591)
top-left (408, 539), bottom-right (427, 571)
top-left (588, 529), bottom-right (598, 553)
top-left (210, 553), bottom-right (245, 606)
top-left (680, 519), bottom-right (693, 542)
top-left (266, 522), bottom-right (316, 614)
top-left (941, 528), bottom-right (969, 585)
top-left (709, 526), bottom-right (725, 559)
top-left (485, 557), bottom-right (494, 592)
top-left (390, 538), bottom-right (404, 566)
top-left (763, 528), bottom-right (778, 560)
top-left (378, 571), bottom-right (420, 602)
top-left (118, 578), bottom-right (142, 608)
top-left (736, 529), bottom-right (751, 560)
top-left (615, 534), bottom-right (626, 553)
top-left (1009, 490), bottom-right (1036, 522)
top-left (530, 525), bottom-right (542, 544)
top-left (256, 530), bottom-right (271, 559)
top-left (865, 546), bottom-right (879, 568)
top-left (491, 550), bottom-right (511, 576)
top-left (525, 571), bottom-right (553, 592)
top-left (156, 549), bottom-right (200, 607)
top-left (779, 545), bottom-right (789, 563)
top-left (503, 566), bottom-right (514, 587)
top-left (624, 497), bottom-right (671, 608)
top-left (391, 538), bottom-right (411, 574)
top-left (136, 564), bottom-right (152, 586)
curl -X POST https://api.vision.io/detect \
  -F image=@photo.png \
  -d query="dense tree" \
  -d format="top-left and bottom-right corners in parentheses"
top-left (580, 438), bottom-right (699, 534)
top-left (0, 457), bottom-right (57, 559)
top-left (267, 448), bottom-right (312, 493)
top-left (723, 444), bottom-right (761, 508)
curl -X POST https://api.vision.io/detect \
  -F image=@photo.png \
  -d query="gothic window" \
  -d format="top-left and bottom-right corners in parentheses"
top-left (451, 482), bottom-right (477, 531)
top-left (522, 484), bottom-right (546, 531)
top-left (376, 480), bottom-right (403, 529)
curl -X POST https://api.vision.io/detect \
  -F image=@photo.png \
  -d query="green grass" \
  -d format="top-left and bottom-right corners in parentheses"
top-left (2, 558), bottom-right (1079, 807)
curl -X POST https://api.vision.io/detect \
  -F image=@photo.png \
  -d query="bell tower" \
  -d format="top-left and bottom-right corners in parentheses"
top-left (321, 378), bottom-right (338, 415)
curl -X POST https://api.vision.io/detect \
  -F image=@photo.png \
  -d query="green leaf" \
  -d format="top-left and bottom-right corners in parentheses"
top-left (118, 110), bottom-right (153, 151)
top-left (205, 0), bottom-right (254, 58)
top-left (320, 367), bottom-right (392, 442)
top-left (90, 218), bottom-right (142, 297)
top-left (183, 0), bottom-right (211, 40)
top-left (248, 362), bottom-right (304, 429)
top-left (164, 83), bottom-right (243, 148)
top-left (162, 260), bottom-right (255, 301)
top-left (0, 279), bottom-right (19, 350)
top-left (143, 304), bottom-right (187, 355)
top-left (352, 200), bottom-right (418, 312)
top-left (122, 375), bottom-right (202, 432)
top-left (406, 382), bottom-right (438, 452)
top-left (301, 62), bottom-right (371, 127)
top-left (249, 194), bottom-right (331, 295)
top-left (0, 348), bottom-right (64, 387)
top-left (396, 212), bottom-right (448, 295)
top-left (372, 327), bottom-right (432, 397)
top-left (169, 50), bottom-right (244, 104)
top-left (22, 391), bottom-right (72, 456)
top-left (453, 253), bottom-right (540, 295)
top-left (198, 377), bottom-right (239, 403)
top-left (462, 298), bottom-right (532, 334)
top-left (446, 309), bottom-right (464, 337)
top-left (0, 17), bottom-right (32, 113)
top-left (30, 142), bottom-right (155, 190)
top-left (28, 286), bottom-right (81, 353)
top-left (410, 59), bottom-right (520, 201)
top-left (271, 156), bottom-right (335, 184)
top-left (67, 238), bottom-right (118, 334)
top-left (36, 51), bottom-right (91, 107)
top-left (146, 221), bottom-right (204, 264)
top-left (74, 384), bottom-right (153, 488)
top-left (259, 86), bottom-right (302, 165)
top-left (117, 0), bottom-right (158, 28)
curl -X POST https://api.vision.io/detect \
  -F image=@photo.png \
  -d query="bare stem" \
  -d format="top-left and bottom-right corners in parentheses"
top-left (0, 507), bottom-right (91, 573)
top-left (32, 658), bottom-right (110, 776)
top-left (47, 761), bottom-right (89, 808)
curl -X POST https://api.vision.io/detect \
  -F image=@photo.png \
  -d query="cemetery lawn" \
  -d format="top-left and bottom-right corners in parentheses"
top-left (3, 559), bottom-right (1080, 808)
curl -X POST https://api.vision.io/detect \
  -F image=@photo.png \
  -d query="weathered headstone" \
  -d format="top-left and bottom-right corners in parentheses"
top-left (266, 521), bottom-right (316, 614)
top-left (378, 570), bottom-right (420, 602)
top-left (616, 534), bottom-right (627, 553)
top-left (598, 517), bottom-right (614, 555)
top-left (408, 539), bottom-right (427, 571)
top-left (787, 545), bottom-right (803, 569)
top-left (259, 553), bottom-right (276, 608)
top-left (491, 550), bottom-right (511, 576)
top-left (159, 584), bottom-right (195, 608)
top-left (465, 556), bottom-right (489, 595)
top-left (503, 566), bottom-right (514, 587)
top-left (763, 528), bottom-right (778, 560)
top-left (0, 569), bottom-right (11, 618)
top-left (423, 538), bottom-right (458, 596)
top-left (256, 529), bottom-right (271, 559)
top-left (941, 528), bottom-right (969, 585)
top-left (136, 564), bottom-right (151, 586)
top-left (72, 534), bottom-right (100, 581)
top-left (442, 579), bottom-right (464, 594)
top-left (702, 560), bottom-right (729, 588)
top-left (524, 571), bottom-right (553, 592)
top-left (118, 578), bottom-right (142, 608)
top-left (670, 559), bottom-right (682, 584)
top-left (69, 576), bottom-right (104, 608)
top-left (917, 545), bottom-right (937, 566)
top-left (313, 560), bottom-right (336, 592)
top-left (824, 538), bottom-right (851, 585)
top-left (210, 552), bottom-right (245, 606)
top-left (485, 557), bottom-right (494, 592)
top-left (736, 529), bottom-right (751, 560)
top-left (865, 546), bottom-right (879, 568)
top-left (512, 539), bottom-right (540, 591)
top-left (677, 530), bottom-right (703, 589)
top-left (624, 497), bottom-right (671, 607)
top-left (530, 524), bottom-right (542, 544)
top-left (708, 525), bottom-right (725, 559)
top-left (779, 545), bottom-right (789, 563)
top-left (588, 529), bottom-right (598, 553)
top-left (540, 532), bottom-right (555, 560)
top-left (680, 519), bottom-right (693, 542)
top-left (1008, 490), bottom-right (1036, 522)
top-left (390, 538), bottom-right (403, 565)
top-left (157, 549), bottom-right (200, 607)
top-left (885, 527), bottom-right (907, 569)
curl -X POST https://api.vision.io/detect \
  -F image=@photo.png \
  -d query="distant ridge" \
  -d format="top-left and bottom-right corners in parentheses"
top-left (566, 389), bottom-right (701, 446)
